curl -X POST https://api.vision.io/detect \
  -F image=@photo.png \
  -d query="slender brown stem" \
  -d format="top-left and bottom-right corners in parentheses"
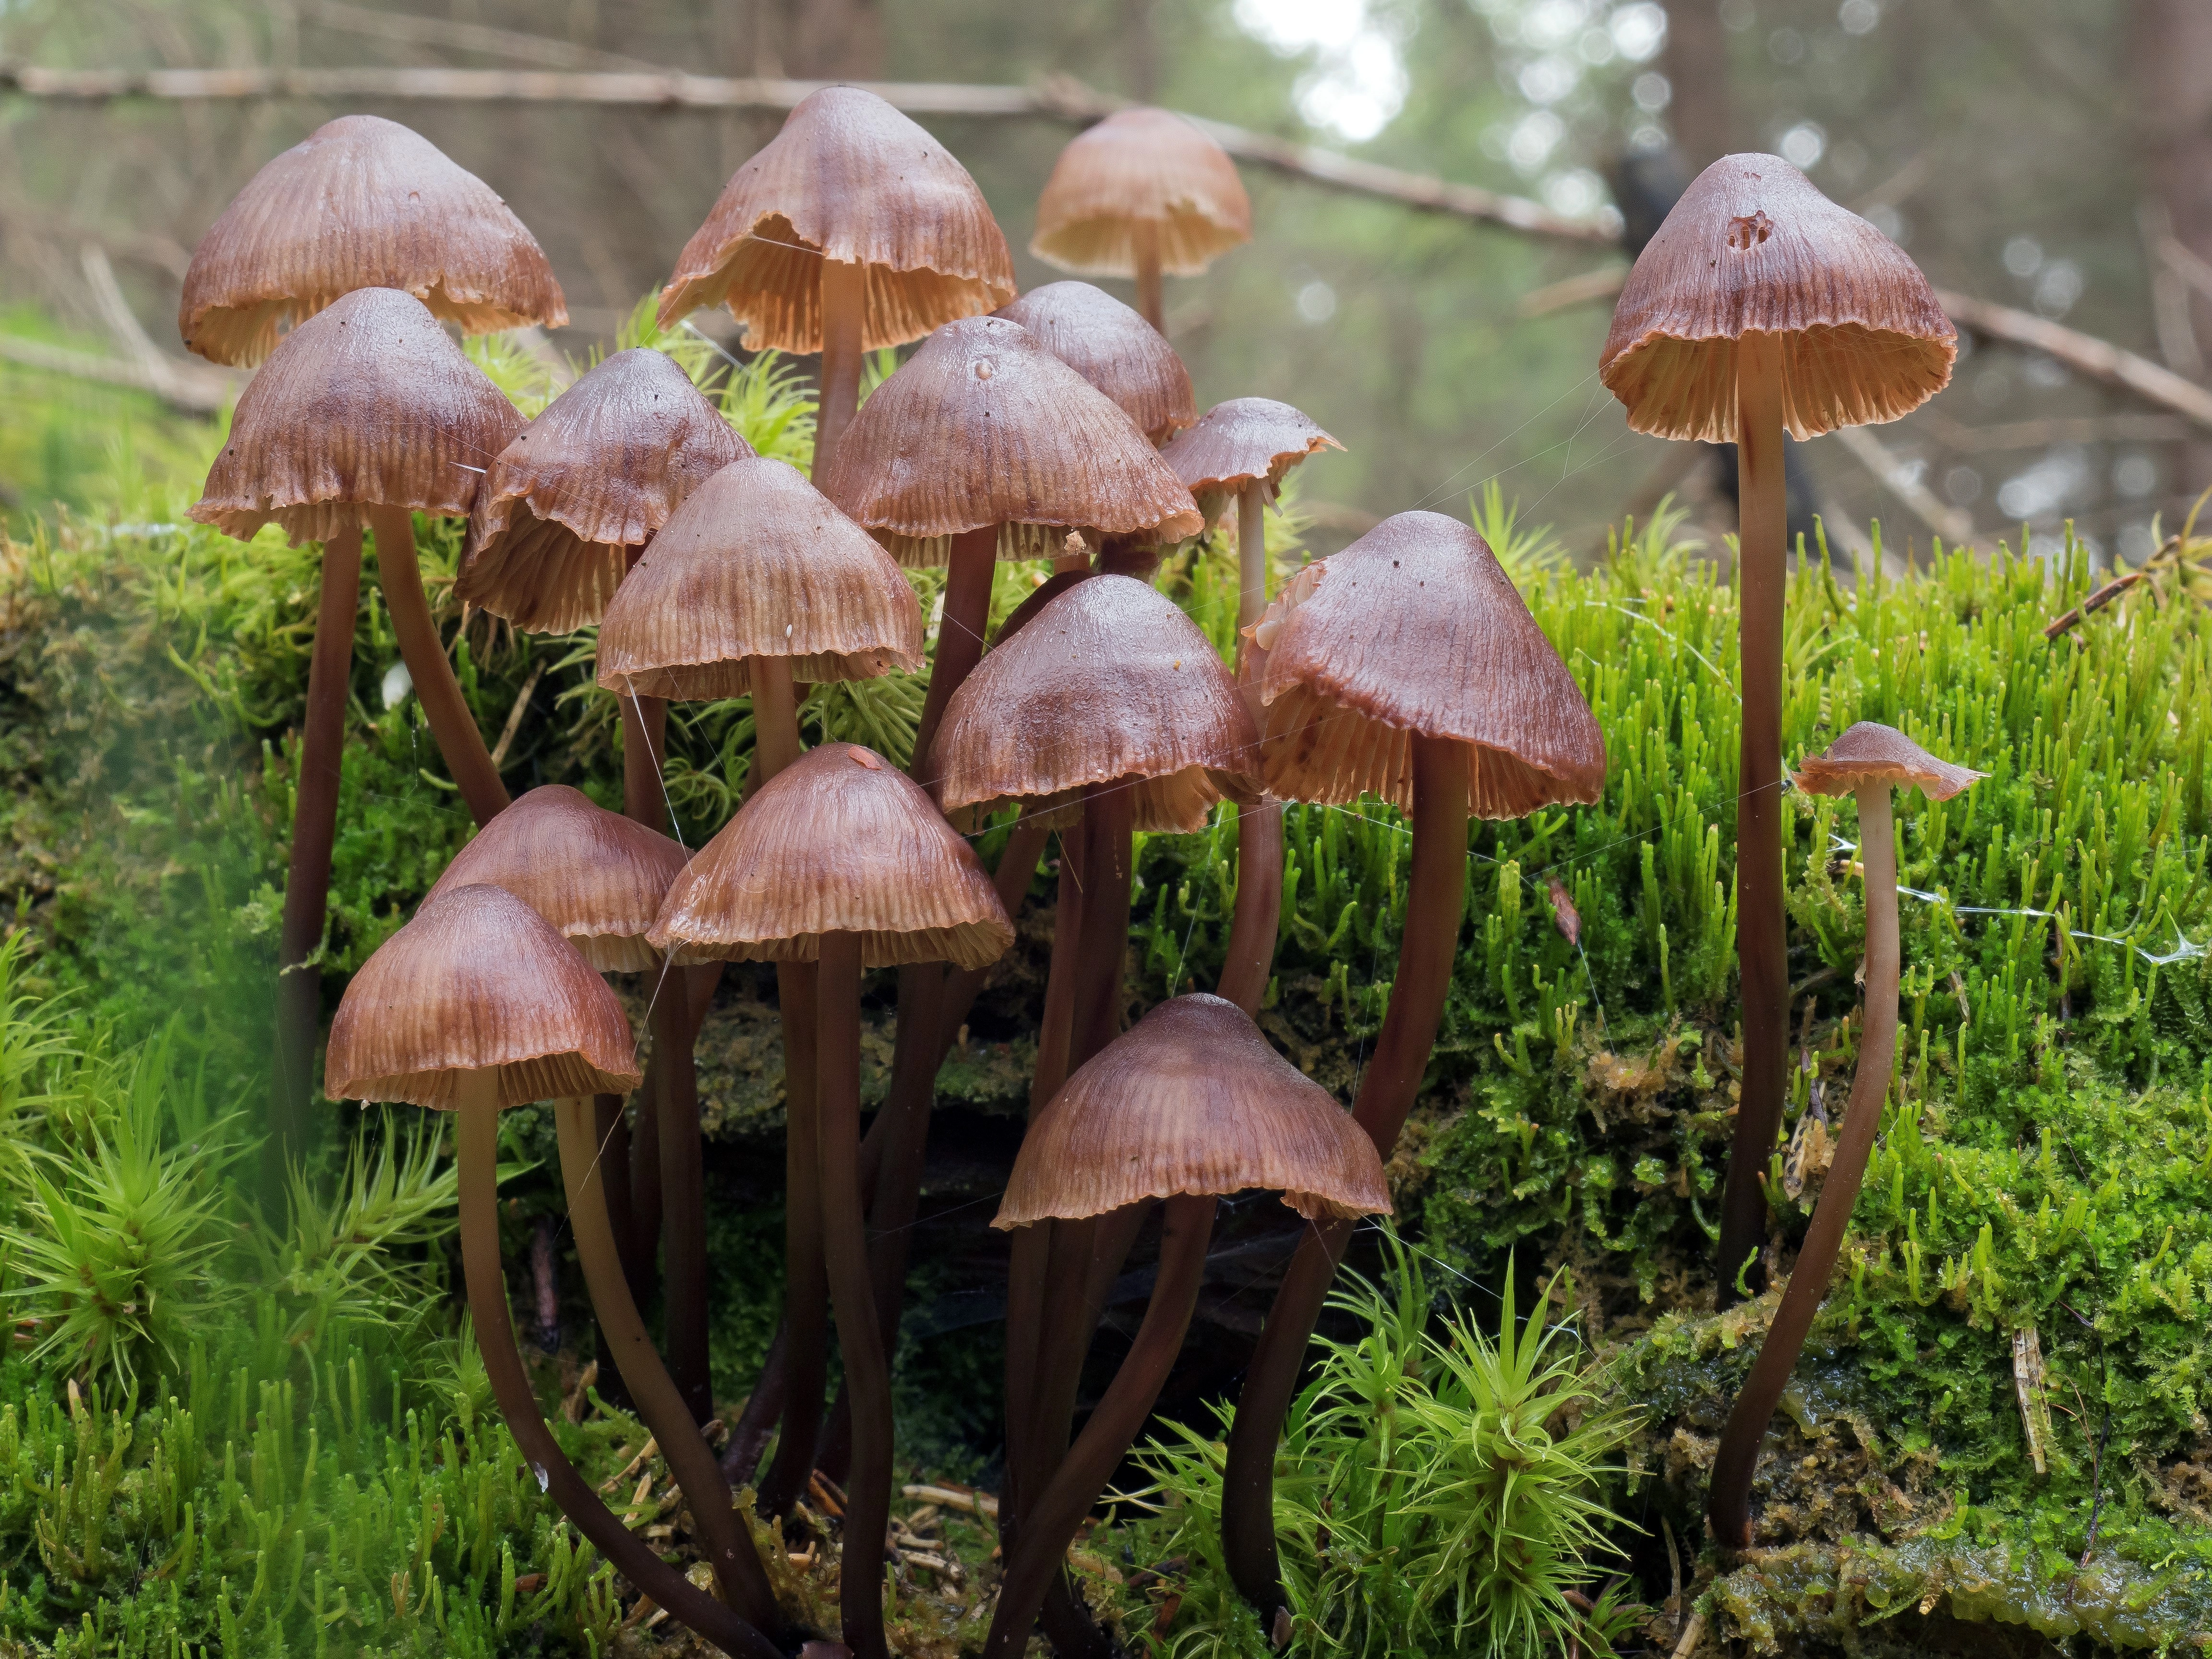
top-left (912, 524), bottom-right (999, 782)
top-left (1236, 481), bottom-right (1268, 657)
top-left (620, 692), bottom-right (669, 829)
top-left (816, 258), bottom-right (867, 485)
top-left (1070, 786), bottom-right (1135, 1069)
top-left (751, 658), bottom-right (805, 783)
top-left (1032, 827), bottom-right (1089, 1114)
top-left (657, 987), bottom-right (713, 1421)
top-left (1709, 783), bottom-right (1897, 1545)
top-left (453, 1076), bottom-right (781, 1659)
top-left (757, 960), bottom-right (828, 1516)
top-left (1719, 331), bottom-right (1791, 1308)
top-left (1133, 220), bottom-right (1165, 334)
top-left (723, 1321), bottom-right (790, 1487)
top-left (1216, 801), bottom-right (1283, 1016)
top-left (631, 1046), bottom-right (663, 1289)
top-left (366, 505), bottom-right (508, 827)
top-left (592, 1092), bottom-right (640, 1409)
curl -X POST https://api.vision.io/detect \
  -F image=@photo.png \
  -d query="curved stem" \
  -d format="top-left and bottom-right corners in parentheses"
top-left (592, 1092), bottom-right (640, 1410)
top-left (657, 986), bottom-right (713, 1422)
top-left (365, 505), bottom-right (508, 827)
top-left (911, 525), bottom-right (999, 783)
top-left (757, 961), bottom-right (828, 1517)
top-left (1718, 331), bottom-right (1791, 1308)
top-left (1709, 782), bottom-right (1898, 1545)
top-left (1133, 220), bottom-right (1165, 334)
top-left (630, 1046), bottom-right (663, 1297)
top-left (453, 1076), bottom-right (780, 1659)
top-left (815, 258), bottom-right (867, 485)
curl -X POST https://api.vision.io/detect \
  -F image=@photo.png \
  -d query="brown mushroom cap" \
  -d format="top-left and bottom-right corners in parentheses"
top-left (1793, 721), bottom-right (1983, 802)
top-left (656, 86), bottom-right (1015, 348)
top-left (1252, 510), bottom-right (1606, 815)
top-left (423, 785), bottom-right (687, 972)
top-left (180, 114), bottom-right (566, 368)
top-left (1031, 108), bottom-right (1253, 279)
top-left (457, 349), bottom-right (752, 633)
top-left (326, 883), bottom-right (640, 1108)
top-left (992, 282), bottom-right (1196, 444)
top-left (1160, 397), bottom-right (1342, 530)
top-left (935, 574), bottom-right (1256, 833)
top-left (595, 456), bottom-right (925, 700)
top-left (994, 993), bottom-right (1389, 1229)
top-left (190, 287), bottom-right (524, 545)
top-left (1600, 154), bottom-right (1957, 443)
top-left (648, 742), bottom-right (1013, 970)
top-left (817, 315), bottom-right (1202, 567)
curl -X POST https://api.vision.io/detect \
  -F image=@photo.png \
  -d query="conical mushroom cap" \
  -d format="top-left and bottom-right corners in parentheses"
top-left (936, 575), bottom-right (1256, 832)
top-left (423, 785), bottom-right (687, 972)
top-left (818, 315), bottom-right (1202, 567)
top-left (1161, 397), bottom-right (1341, 530)
top-left (1031, 109), bottom-right (1252, 279)
top-left (993, 282), bottom-right (1196, 444)
top-left (1600, 154), bottom-right (1956, 443)
top-left (180, 114), bottom-right (565, 367)
top-left (457, 349), bottom-right (752, 633)
top-left (326, 884), bottom-right (640, 1108)
top-left (657, 86), bottom-right (1015, 347)
top-left (994, 994), bottom-right (1389, 1229)
top-left (1252, 511), bottom-right (1605, 816)
top-left (648, 742), bottom-right (1013, 970)
top-left (596, 457), bottom-right (925, 700)
top-left (1794, 721), bottom-right (1982, 802)
top-left (190, 287), bottom-right (524, 545)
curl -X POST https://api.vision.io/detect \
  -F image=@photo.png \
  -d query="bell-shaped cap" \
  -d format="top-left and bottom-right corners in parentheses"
top-left (423, 785), bottom-right (687, 972)
top-left (596, 457), bottom-right (925, 700)
top-left (993, 281), bottom-right (1195, 444)
top-left (457, 349), bottom-right (752, 633)
top-left (1252, 511), bottom-right (1605, 816)
top-left (936, 575), bottom-right (1256, 833)
top-left (649, 743), bottom-right (1013, 970)
top-left (657, 86), bottom-right (1015, 347)
top-left (191, 287), bottom-right (524, 545)
top-left (326, 884), bottom-right (640, 1108)
top-left (1161, 397), bottom-right (1341, 530)
top-left (818, 315), bottom-right (1202, 567)
top-left (1794, 721), bottom-right (1982, 802)
top-left (180, 114), bottom-right (565, 367)
top-left (1600, 154), bottom-right (1956, 443)
top-left (995, 994), bottom-right (1389, 1229)
top-left (1031, 109), bottom-right (1252, 279)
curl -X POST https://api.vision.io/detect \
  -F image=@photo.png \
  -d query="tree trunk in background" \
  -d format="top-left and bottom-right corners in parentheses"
top-left (1663, 2), bottom-right (1732, 171)
top-left (2131, 0), bottom-right (2212, 493)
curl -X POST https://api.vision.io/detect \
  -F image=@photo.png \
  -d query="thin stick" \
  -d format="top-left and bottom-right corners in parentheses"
top-left (815, 259), bottom-right (867, 483)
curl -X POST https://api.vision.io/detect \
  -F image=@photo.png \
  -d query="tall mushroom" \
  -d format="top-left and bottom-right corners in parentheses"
top-left (981, 995), bottom-right (1390, 1659)
top-left (1599, 154), bottom-right (1956, 1305)
top-left (656, 85), bottom-right (1015, 481)
top-left (192, 285), bottom-right (522, 1170)
top-left (650, 742), bottom-right (1012, 1659)
top-left (1031, 108), bottom-right (1253, 333)
top-left (1216, 511), bottom-right (1607, 1623)
top-left (1707, 722), bottom-right (1981, 1545)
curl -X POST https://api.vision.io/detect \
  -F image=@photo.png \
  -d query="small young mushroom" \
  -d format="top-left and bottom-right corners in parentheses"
top-left (1707, 722), bottom-right (1982, 1546)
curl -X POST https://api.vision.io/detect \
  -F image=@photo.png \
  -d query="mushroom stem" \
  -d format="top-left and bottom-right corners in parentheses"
top-left (750, 657), bottom-right (805, 782)
top-left (1718, 330), bottom-right (1791, 1308)
top-left (553, 1095), bottom-right (787, 1634)
top-left (1070, 785), bottom-right (1136, 1068)
top-left (656, 986), bottom-right (714, 1423)
top-left (630, 1048), bottom-right (663, 1290)
top-left (1709, 781), bottom-right (1898, 1545)
top-left (1221, 734), bottom-right (1472, 1618)
top-left (619, 692), bottom-right (669, 828)
top-left (452, 1073), bottom-right (781, 1659)
top-left (1032, 824), bottom-right (1090, 1114)
top-left (365, 505), bottom-right (509, 827)
top-left (590, 1092), bottom-right (641, 1408)
top-left (270, 524), bottom-right (361, 1185)
top-left (1236, 480), bottom-right (1268, 653)
top-left (1134, 219), bottom-right (1165, 333)
top-left (757, 960), bottom-right (829, 1518)
top-left (815, 258), bottom-right (868, 485)
top-left (1216, 801), bottom-right (1284, 1016)
top-left (817, 930), bottom-right (892, 1659)
top-left (985, 1195), bottom-right (1217, 1659)
top-left (911, 524), bottom-right (1000, 781)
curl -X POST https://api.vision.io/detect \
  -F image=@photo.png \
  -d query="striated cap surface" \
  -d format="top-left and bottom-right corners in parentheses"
top-left (1161, 397), bottom-right (1341, 530)
top-left (1794, 721), bottom-right (1983, 802)
top-left (1031, 109), bottom-right (1252, 278)
top-left (994, 281), bottom-right (1195, 443)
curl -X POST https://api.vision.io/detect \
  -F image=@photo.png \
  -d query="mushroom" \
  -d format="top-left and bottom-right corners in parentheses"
top-left (1707, 722), bottom-right (1981, 1546)
top-left (656, 85), bottom-right (1016, 481)
top-left (981, 995), bottom-right (1390, 1659)
top-left (1216, 510), bottom-right (1606, 1622)
top-left (1031, 108), bottom-right (1253, 332)
top-left (1599, 154), bottom-right (1957, 1305)
top-left (649, 743), bottom-right (1012, 1659)
top-left (993, 280), bottom-right (1197, 445)
top-left (324, 884), bottom-right (786, 1659)
top-left (179, 113), bottom-right (565, 366)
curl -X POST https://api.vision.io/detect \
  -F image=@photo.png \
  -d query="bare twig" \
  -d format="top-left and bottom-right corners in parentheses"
top-left (1828, 425), bottom-right (1975, 547)
top-left (298, 0), bottom-right (661, 72)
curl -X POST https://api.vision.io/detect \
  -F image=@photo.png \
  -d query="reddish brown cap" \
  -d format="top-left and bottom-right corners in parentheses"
top-left (935, 575), bottom-right (1255, 832)
top-left (1161, 397), bottom-right (1341, 530)
top-left (995, 994), bottom-right (1389, 1228)
top-left (1601, 154), bottom-right (1956, 443)
top-left (596, 457), bottom-right (924, 700)
top-left (325, 883), bottom-right (640, 1108)
top-left (649, 742), bottom-right (1013, 969)
top-left (657, 87), bottom-right (1015, 347)
top-left (180, 114), bottom-right (565, 367)
top-left (818, 315), bottom-right (1202, 567)
top-left (1252, 511), bottom-right (1605, 815)
top-left (993, 281), bottom-right (1196, 444)
top-left (191, 287), bottom-right (524, 545)
top-left (1031, 109), bottom-right (1252, 279)
top-left (423, 785), bottom-right (687, 972)
top-left (1794, 721), bottom-right (1982, 801)
top-left (457, 349), bottom-right (751, 634)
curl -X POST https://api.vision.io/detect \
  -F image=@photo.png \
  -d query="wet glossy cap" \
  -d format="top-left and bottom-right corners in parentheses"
top-left (1031, 109), bottom-right (1252, 279)
top-left (993, 281), bottom-right (1195, 444)
top-left (1161, 397), bottom-right (1341, 530)
top-left (1794, 721), bottom-right (1983, 801)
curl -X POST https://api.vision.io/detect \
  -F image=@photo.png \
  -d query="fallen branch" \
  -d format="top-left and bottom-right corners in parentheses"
top-left (0, 330), bottom-right (235, 411)
top-left (1933, 288), bottom-right (2212, 431)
